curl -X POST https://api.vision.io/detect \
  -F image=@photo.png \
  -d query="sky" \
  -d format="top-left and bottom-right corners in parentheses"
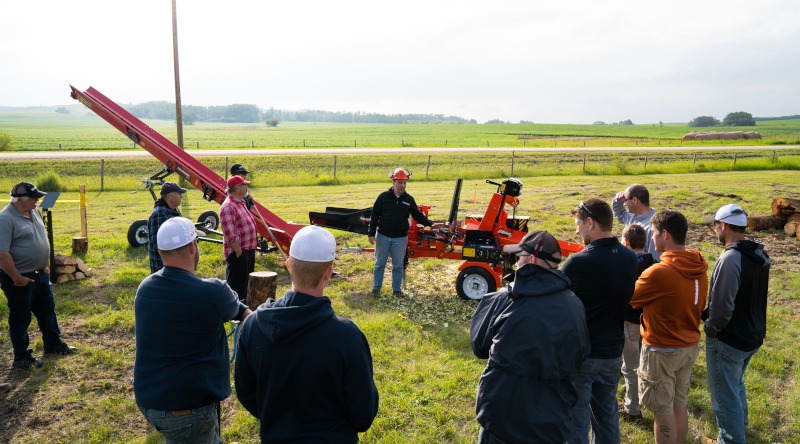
top-left (1, 0), bottom-right (799, 124)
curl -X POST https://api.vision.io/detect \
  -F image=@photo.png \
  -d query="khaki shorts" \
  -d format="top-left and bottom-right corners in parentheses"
top-left (637, 343), bottom-right (700, 416)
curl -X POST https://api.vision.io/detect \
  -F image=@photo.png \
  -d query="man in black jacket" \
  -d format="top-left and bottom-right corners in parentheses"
top-left (471, 230), bottom-right (591, 444)
top-left (235, 226), bottom-right (379, 443)
top-left (696, 204), bottom-right (771, 444)
top-left (562, 198), bottom-right (637, 444)
top-left (368, 168), bottom-right (435, 297)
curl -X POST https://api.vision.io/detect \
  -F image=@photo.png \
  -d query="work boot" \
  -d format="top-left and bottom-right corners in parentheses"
top-left (12, 356), bottom-right (44, 370)
top-left (393, 291), bottom-right (405, 298)
top-left (371, 289), bottom-right (381, 297)
top-left (694, 436), bottom-right (717, 444)
top-left (617, 400), bottom-right (642, 423)
top-left (0, 383), bottom-right (12, 394)
top-left (44, 342), bottom-right (77, 355)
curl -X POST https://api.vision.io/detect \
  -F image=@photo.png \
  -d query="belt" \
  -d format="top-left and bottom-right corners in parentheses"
top-left (0, 269), bottom-right (44, 276)
top-left (170, 398), bottom-right (214, 416)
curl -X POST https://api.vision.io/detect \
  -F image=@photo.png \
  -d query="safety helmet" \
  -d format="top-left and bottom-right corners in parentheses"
top-left (390, 168), bottom-right (411, 180)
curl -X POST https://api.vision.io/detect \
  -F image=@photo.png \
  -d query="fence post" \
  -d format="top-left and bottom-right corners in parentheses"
top-left (101, 159), bottom-right (104, 191)
top-left (692, 153), bottom-right (697, 170)
top-left (225, 157), bottom-right (229, 180)
top-left (487, 140), bottom-right (489, 147)
top-left (197, 141), bottom-right (199, 149)
top-left (402, 139), bottom-right (404, 147)
top-left (59, 143), bottom-right (61, 150)
top-left (644, 154), bottom-right (648, 169)
top-left (446, 139), bottom-right (447, 147)
top-left (583, 154), bottom-right (586, 173)
top-left (511, 151), bottom-right (515, 175)
top-left (333, 155), bottom-right (337, 179)
top-left (773, 151), bottom-right (776, 163)
top-left (733, 152), bottom-right (737, 166)
top-left (304, 139), bottom-right (306, 148)
top-left (252, 141), bottom-right (254, 148)
top-left (426, 155), bottom-right (431, 179)
top-left (523, 140), bottom-right (525, 147)
top-left (355, 140), bottom-right (356, 147)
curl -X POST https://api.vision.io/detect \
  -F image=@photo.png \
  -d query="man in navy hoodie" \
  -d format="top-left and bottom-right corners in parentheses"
top-left (471, 230), bottom-right (591, 444)
top-left (235, 226), bottom-right (379, 443)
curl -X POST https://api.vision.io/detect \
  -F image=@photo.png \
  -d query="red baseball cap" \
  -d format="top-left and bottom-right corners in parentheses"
top-left (227, 176), bottom-right (251, 187)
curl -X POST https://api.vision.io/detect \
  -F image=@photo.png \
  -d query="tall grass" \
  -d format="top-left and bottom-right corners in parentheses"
top-left (34, 170), bottom-right (66, 192)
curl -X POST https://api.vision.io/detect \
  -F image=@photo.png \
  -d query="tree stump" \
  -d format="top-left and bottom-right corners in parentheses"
top-left (746, 216), bottom-right (786, 231)
top-left (72, 237), bottom-right (88, 255)
top-left (247, 271), bottom-right (277, 311)
top-left (785, 221), bottom-right (800, 237)
top-left (772, 198), bottom-right (800, 220)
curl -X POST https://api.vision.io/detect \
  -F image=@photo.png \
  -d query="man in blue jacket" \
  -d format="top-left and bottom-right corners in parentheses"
top-left (235, 226), bottom-right (379, 443)
top-left (134, 217), bottom-right (251, 444)
top-left (471, 230), bottom-right (591, 444)
top-left (147, 181), bottom-right (187, 274)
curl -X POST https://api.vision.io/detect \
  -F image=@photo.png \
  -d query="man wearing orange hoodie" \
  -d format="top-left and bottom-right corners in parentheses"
top-left (630, 210), bottom-right (708, 444)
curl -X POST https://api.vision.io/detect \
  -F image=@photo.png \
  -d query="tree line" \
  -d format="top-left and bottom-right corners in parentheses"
top-left (263, 108), bottom-right (475, 124)
top-left (688, 112), bottom-right (756, 127)
top-left (126, 102), bottom-right (263, 124)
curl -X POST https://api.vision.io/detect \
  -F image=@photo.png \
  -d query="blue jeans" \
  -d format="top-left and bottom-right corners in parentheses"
top-left (0, 270), bottom-right (63, 360)
top-left (567, 356), bottom-right (623, 444)
top-left (706, 338), bottom-right (759, 444)
top-left (373, 233), bottom-right (407, 292)
top-left (138, 403), bottom-right (222, 444)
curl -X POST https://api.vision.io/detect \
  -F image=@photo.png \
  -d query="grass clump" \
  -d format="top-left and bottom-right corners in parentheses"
top-left (35, 169), bottom-right (66, 192)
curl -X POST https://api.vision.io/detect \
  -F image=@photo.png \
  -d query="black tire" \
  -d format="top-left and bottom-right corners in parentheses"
top-left (127, 220), bottom-right (149, 248)
top-left (197, 210), bottom-right (220, 230)
top-left (456, 267), bottom-right (497, 301)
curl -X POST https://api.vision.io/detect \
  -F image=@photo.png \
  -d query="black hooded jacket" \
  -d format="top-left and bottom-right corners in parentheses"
top-left (702, 239), bottom-right (771, 352)
top-left (234, 291), bottom-right (379, 443)
top-left (367, 187), bottom-right (432, 238)
top-left (470, 264), bottom-right (591, 444)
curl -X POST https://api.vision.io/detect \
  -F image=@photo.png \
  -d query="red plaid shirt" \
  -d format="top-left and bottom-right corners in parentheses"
top-left (220, 195), bottom-right (258, 258)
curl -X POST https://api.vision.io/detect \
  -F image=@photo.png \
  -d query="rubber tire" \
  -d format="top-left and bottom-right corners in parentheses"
top-left (456, 267), bottom-right (497, 301)
top-left (197, 210), bottom-right (220, 230)
top-left (127, 220), bottom-right (149, 248)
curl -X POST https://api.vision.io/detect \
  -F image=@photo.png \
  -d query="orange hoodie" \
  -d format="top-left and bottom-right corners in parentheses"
top-left (630, 249), bottom-right (709, 348)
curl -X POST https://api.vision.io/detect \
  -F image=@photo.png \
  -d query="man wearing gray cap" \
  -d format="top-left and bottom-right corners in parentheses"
top-left (695, 204), bottom-right (770, 444)
top-left (134, 217), bottom-right (251, 444)
top-left (470, 230), bottom-right (591, 444)
top-left (0, 182), bottom-right (76, 370)
top-left (147, 181), bottom-right (187, 274)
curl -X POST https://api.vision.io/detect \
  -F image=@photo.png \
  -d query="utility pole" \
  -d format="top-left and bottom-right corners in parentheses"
top-left (171, 0), bottom-right (184, 149)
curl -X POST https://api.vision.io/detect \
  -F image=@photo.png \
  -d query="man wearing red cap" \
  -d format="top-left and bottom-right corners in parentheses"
top-left (367, 168), bottom-right (434, 297)
top-left (220, 176), bottom-right (258, 301)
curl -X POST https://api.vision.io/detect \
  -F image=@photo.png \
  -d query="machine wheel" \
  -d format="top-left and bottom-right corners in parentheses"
top-left (197, 210), bottom-right (220, 230)
top-left (456, 267), bottom-right (497, 301)
top-left (127, 220), bottom-right (149, 248)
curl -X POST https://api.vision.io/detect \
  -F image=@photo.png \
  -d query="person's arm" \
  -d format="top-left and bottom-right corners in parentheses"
top-left (343, 330), bottom-right (380, 432)
top-left (469, 291), bottom-right (510, 359)
top-left (611, 192), bottom-right (633, 225)
top-left (0, 251), bottom-right (33, 287)
top-left (560, 255), bottom-right (579, 294)
top-left (367, 194), bottom-right (383, 242)
top-left (219, 205), bottom-right (243, 257)
top-left (219, 282), bottom-right (250, 321)
top-left (407, 196), bottom-right (433, 227)
top-left (629, 265), bottom-right (665, 309)
top-left (704, 251), bottom-right (741, 338)
top-left (233, 324), bottom-right (259, 418)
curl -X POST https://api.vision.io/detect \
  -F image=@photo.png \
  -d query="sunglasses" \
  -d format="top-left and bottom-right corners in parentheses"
top-left (579, 201), bottom-right (597, 220)
top-left (717, 208), bottom-right (747, 221)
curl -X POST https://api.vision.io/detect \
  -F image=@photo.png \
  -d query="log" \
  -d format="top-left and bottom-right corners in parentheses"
top-left (54, 254), bottom-right (78, 266)
top-left (746, 216), bottom-right (786, 231)
top-left (785, 221), bottom-right (799, 237)
top-left (74, 271), bottom-right (86, 280)
top-left (54, 265), bottom-right (76, 275)
top-left (76, 262), bottom-right (90, 273)
top-left (66, 273), bottom-right (76, 281)
top-left (56, 274), bottom-right (70, 284)
top-left (772, 198), bottom-right (800, 220)
top-left (787, 214), bottom-right (800, 225)
top-left (246, 271), bottom-right (277, 311)
top-left (72, 237), bottom-right (88, 255)
top-left (85, 268), bottom-right (94, 277)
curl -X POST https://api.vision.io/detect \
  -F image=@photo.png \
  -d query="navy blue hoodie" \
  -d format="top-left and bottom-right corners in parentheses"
top-left (234, 290), bottom-right (379, 443)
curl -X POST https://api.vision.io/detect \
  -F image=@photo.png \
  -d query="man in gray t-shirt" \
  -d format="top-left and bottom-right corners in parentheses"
top-left (0, 182), bottom-right (77, 370)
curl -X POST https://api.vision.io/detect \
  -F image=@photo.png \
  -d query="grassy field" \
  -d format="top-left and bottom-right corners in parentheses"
top-left (1, 149), bottom-right (800, 192)
top-left (1, 105), bottom-right (799, 151)
top-left (0, 169), bottom-right (799, 443)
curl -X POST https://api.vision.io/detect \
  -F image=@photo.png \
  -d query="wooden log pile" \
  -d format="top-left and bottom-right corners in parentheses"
top-left (745, 198), bottom-right (800, 237)
top-left (53, 254), bottom-right (94, 284)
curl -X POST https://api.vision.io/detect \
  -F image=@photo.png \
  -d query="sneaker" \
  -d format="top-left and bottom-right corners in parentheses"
top-left (12, 356), bottom-right (44, 370)
top-left (371, 289), bottom-right (381, 297)
top-left (619, 410), bottom-right (643, 423)
top-left (44, 343), bottom-right (77, 355)
top-left (393, 291), bottom-right (405, 298)
top-left (695, 436), bottom-right (717, 444)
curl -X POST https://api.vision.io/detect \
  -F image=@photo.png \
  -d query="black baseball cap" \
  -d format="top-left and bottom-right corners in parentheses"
top-left (10, 182), bottom-right (46, 199)
top-left (231, 164), bottom-right (250, 175)
top-left (503, 230), bottom-right (562, 265)
top-left (160, 182), bottom-right (188, 196)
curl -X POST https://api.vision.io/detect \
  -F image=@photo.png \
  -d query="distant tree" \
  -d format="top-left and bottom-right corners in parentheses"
top-left (723, 111), bottom-right (756, 127)
top-left (55, 106), bottom-right (70, 114)
top-left (486, 119), bottom-right (504, 124)
top-left (0, 131), bottom-right (17, 152)
top-left (468, 119), bottom-right (477, 124)
top-left (593, 121), bottom-right (606, 125)
top-left (519, 120), bottom-right (534, 124)
top-left (621, 119), bottom-right (634, 125)
top-left (659, 121), bottom-right (663, 127)
top-left (688, 116), bottom-right (721, 127)
top-left (183, 110), bottom-right (198, 125)
top-left (266, 118), bottom-right (280, 127)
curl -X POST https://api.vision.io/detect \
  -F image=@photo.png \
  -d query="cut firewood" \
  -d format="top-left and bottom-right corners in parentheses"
top-left (787, 214), bottom-right (800, 225)
top-left (746, 216), bottom-right (786, 231)
top-left (85, 268), bottom-right (94, 277)
top-left (247, 271), bottom-right (278, 311)
top-left (56, 274), bottom-right (70, 284)
top-left (54, 265), bottom-right (76, 275)
top-left (76, 262), bottom-right (90, 273)
top-left (66, 273), bottom-right (76, 281)
top-left (54, 254), bottom-right (78, 266)
top-left (74, 271), bottom-right (86, 280)
top-left (785, 221), bottom-right (799, 237)
top-left (772, 198), bottom-right (800, 220)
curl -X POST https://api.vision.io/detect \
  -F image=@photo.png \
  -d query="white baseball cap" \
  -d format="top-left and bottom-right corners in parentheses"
top-left (157, 217), bottom-right (198, 250)
top-left (714, 204), bottom-right (748, 227)
top-left (289, 226), bottom-right (337, 262)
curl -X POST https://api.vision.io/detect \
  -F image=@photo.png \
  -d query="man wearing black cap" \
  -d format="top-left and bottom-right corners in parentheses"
top-left (230, 163), bottom-right (254, 211)
top-left (0, 182), bottom-right (76, 370)
top-left (470, 230), bottom-right (591, 444)
top-left (147, 181), bottom-right (187, 274)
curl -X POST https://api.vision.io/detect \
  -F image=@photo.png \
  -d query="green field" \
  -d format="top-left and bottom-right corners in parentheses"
top-left (0, 170), bottom-right (799, 443)
top-left (1, 105), bottom-right (799, 151)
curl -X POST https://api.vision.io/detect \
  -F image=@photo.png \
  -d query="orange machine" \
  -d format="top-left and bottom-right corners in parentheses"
top-left (310, 178), bottom-right (583, 300)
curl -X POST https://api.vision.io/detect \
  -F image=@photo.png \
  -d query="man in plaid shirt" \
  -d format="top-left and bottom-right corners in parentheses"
top-left (147, 182), bottom-right (187, 274)
top-left (221, 176), bottom-right (258, 301)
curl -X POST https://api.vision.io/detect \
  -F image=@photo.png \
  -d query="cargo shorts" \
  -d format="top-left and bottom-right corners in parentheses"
top-left (637, 343), bottom-right (701, 416)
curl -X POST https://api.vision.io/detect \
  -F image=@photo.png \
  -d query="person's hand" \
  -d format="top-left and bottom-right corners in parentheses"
top-left (44, 265), bottom-right (50, 274)
top-left (615, 191), bottom-right (626, 200)
top-left (431, 223), bottom-right (444, 229)
top-left (368, 236), bottom-right (375, 245)
top-left (13, 275), bottom-right (34, 287)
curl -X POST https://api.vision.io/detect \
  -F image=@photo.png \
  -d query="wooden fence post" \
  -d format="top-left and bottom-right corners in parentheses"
top-left (511, 151), bottom-right (515, 175)
top-left (402, 139), bottom-right (404, 147)
top-left (487, 140), bottom-right (489, 147)
top-left (445, 139), bottom-right (447, 147)
top-left (100, 159), bottom-right (104, 191)
top-left (644, 154), bottom-right (648, 169)
top-left (355, 140), bottom-right (357, 147)
top-left (303, 139), bottom-right (306, 147)
top-left (197, 141), bottom-right (199, 149)
top-left (252, 141), bottom-right (254, 148)
top-left (333, 155), bottom-right (337, 179)
top-left (692, 153), bottom-right (697, 170)
top-left (733, 152), bottom-right (737, 166)
top-left (59, 143), bottom-right (61, 150)
top-left (225, 157), bottom-right (229, 180)
top-left (583, 154), bottom-right (586, 173)
top-left (773, 151), bottom-right (776, 163)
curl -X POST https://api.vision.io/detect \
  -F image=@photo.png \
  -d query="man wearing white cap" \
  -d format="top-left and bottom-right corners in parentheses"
top-left (695, 204), bottom-right (771, 444)
top-left (134, 217), bottom-right (251, 444)
top-left (235, 226), bottom-right (379, 443)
